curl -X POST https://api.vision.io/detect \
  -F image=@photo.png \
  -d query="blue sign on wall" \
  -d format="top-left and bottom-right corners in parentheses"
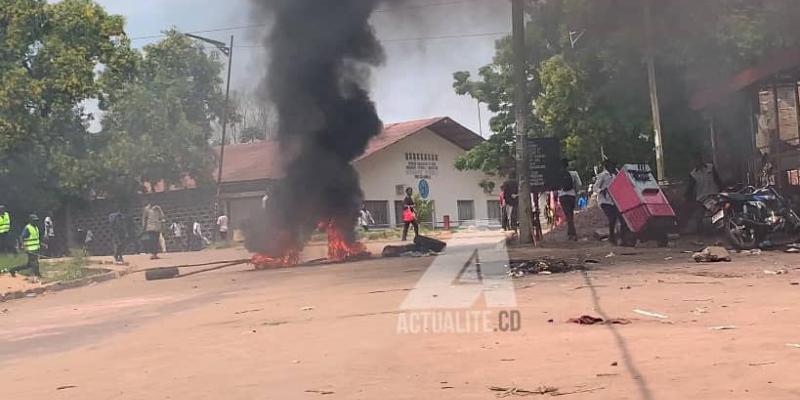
top-left (418, 179), bottom-right (430, 199)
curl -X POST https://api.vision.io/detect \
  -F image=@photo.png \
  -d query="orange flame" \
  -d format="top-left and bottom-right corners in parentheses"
top-left (251, 250), bottom-right (300, 269)
top-left (326, 222), bottom-right (369, 262)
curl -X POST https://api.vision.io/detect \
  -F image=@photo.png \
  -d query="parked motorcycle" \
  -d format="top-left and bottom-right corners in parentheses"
top-left (704, 186), bottom-right (800, 249)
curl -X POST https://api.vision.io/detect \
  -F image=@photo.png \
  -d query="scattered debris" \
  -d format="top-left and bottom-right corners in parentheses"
top-left (367, 288), bottom-right (412, 294)
top-left (791, 282), bottom-right (800, 286)
top-left (663, 256), bottom-right (673, 261)
top-left (507, 258), bottom-right (587, 278)
top-left (551, 387), bottom-right (606, 397)
top-left (743, 249), bottom-right (762, 255)
top-left (500, 358), bottom-right (516, 362)
top-left (682, 298), bottom-right (713, 302)
top-left (305, 389), bottom-right (335, 395)
top-left (748, 361), bottom-right (776, 367)
top-left (691, 307), bottom-right (709, 315)
top-left (56, 385), bottom-right (77, 391)
top-left (593, 228), bottom-right (610, 240)
top-left (292, 360), bottom-right (301, 364)
top-left (788, 243), bottom-right (800, 249)
top-left (567, 315), bottom-right (631, 325)
top-left (234, 308), bottom-right (263, 315)
top-left (710, 325), bottom-right (737, 330)
top-left (605, 252), bottom-right (615, 258)
top-left (584, 259), bottom-right (600, 264)
top-left (692, 246), bottom-right (731, 262)
top-left (596, 373), bottom-right (618, 377)
top-left (764, 269), bottom-right (788, 275)
top-left (786, 343), bottom-right (800, 349)
top-left (301, 306), bottom-right (314, 311)
top-left (611, 362), bottom-right (618, 366)
top-left (489, 385), bottom-right (558, 397)
top-left (785, 248), bottom-right (800, 253)
top-left (633, 309), bottom-right (668, 319)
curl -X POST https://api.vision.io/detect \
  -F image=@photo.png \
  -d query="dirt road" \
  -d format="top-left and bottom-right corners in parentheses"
top-left (2, 231), bottom-right (800, 399)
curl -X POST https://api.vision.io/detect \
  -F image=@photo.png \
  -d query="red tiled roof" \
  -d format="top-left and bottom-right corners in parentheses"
top-left (691, 47), bottom-right (800, 110)
top-left (215, 116), bottom-right (483, 184)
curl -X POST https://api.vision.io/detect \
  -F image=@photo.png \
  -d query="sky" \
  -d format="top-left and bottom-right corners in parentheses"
top-left (94, 0), bottom-right (511, 136)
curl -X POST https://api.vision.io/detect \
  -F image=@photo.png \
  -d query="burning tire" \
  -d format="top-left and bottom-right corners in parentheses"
top-left (145, 267), bottom-right (180, 281)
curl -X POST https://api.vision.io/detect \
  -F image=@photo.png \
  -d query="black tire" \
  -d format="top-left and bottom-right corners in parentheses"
top-left (145, 267), bottom-right (180, 281)
top-left (724, 218), bottom-right (759, 250)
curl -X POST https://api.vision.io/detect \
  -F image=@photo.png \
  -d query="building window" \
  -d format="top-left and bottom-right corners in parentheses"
top-left (364, 201), bottom-right (389, 227)
top-left (457, 200), bottom-right (475, 222)
top-left (487, 200), bottom-right (502, 223)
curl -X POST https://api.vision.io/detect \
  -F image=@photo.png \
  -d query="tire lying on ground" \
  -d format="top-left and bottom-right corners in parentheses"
top-left (414, 235), bottom-right (447, 253)
top-left (145, 267), bottom-right (180, 281)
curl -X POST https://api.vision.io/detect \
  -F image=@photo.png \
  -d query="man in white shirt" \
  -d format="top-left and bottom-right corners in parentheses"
top-left (216, 214), bottom-right (230, 241)
top-left (557, 158), bottom-right (582, 241)
top-left (596, 159), bottom-right (631, 245)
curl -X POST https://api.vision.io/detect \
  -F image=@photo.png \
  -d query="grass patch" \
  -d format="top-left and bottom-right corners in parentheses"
top-left (1, 250), bottom-right (105, 283)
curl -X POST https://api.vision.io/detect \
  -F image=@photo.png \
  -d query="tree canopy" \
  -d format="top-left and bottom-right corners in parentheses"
top-left (0, 1), bottom-right (231, 212)
top-left (453, 0), bottom-right (800, 181)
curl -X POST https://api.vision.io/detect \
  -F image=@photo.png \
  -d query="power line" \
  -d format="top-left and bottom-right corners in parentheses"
top-left (128, 0), bottom-right (497, 42)
top-left (224, 31), bottom-right (509, 49)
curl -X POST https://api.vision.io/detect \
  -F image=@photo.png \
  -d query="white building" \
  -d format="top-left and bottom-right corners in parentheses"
top-left (219, 116), bottom-right (502, 230)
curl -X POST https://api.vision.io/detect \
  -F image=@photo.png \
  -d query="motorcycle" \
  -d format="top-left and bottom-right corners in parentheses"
top-left (704, 185), bottom-right (800, 249)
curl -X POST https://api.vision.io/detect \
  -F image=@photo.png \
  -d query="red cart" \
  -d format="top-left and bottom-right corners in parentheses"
top-left (608, 164), bottom-right (677, 245)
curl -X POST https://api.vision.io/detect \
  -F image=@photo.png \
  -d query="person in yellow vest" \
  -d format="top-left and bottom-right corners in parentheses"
top-left (9, 214), bottom-right (41, 278)
top-left (0, 205), bottom-right (12, 254)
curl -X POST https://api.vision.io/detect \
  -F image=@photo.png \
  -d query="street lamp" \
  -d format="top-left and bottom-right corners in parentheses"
top-left (185, 33), bottom-right (234, 218)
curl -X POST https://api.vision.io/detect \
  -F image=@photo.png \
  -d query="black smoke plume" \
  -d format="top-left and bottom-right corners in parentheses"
top-left (245, 0), bottom-right (385, 256)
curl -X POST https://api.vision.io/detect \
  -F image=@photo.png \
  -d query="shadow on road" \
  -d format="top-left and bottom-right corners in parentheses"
top-left (582, 270), bottom-right (654, 400)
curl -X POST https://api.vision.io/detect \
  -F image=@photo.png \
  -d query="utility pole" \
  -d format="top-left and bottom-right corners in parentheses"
top-left (512, 0), bottom-right (533, 245)
top-left (644, 0), bottom-right (665, 181)
top-left (186, 33), bottom-right (234, 217)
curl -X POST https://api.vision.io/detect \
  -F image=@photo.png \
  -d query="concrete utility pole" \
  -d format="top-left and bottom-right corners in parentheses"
top-left (512, 0), bottom-right (533, 245)
top-left (644, 0), bottom-right (665, 181)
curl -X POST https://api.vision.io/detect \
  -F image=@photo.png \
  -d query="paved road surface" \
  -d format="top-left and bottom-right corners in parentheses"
top-left (2, 231), bottom-right (800, 399)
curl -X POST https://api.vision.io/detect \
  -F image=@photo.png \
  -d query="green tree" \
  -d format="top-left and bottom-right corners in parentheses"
top-left (453, 0), bottom-right (800, 181)
top-left (0, 0), bottom-right (135, 212)
top-left (96, 30), bottom-right (235, 198)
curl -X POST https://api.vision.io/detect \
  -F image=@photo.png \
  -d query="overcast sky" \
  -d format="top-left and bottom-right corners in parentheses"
top-left (95, 0), bottom-right (510, 136)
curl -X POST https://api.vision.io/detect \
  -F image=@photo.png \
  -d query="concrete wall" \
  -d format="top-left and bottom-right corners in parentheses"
top-left (354, 128), bottom-right (501, 227)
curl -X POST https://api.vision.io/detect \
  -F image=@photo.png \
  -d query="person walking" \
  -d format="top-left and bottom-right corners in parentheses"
top-left (596, 159), bottom-right (629, 245)
top-left (192, 220), bottom-right (210, 250)
top-left (141, 203), bottom-right (166, 259)
top-left (557, 158), bottom-right (582, 241)
top-left (0, 206), bottom-right (13, 254)
top-left (109, 210), bottom-right (129, 264)
top-left (401, 187), bottom-right (419, 241)
top-left (216, 213), bottom-right (230, 242)
top-left (685, 153), bottom-right (722, 234)
top-left (8, 214), bottom-right (41, 278)
top-left (358, 204), bottom-right (375, 232)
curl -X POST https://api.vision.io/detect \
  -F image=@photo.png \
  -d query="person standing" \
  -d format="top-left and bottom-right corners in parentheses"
top-left (8, 214), bottom-right (41, 278)
top-left (0, 206), bottom-right (13, 254)
top-left (170, 220), bottom-right (187, 251)
top-left (557, 158), bottom-right (582, 241)
top-left (499, 190), bottom-right (509, 231)
top-left (401, 187), bottom-right (419, 241)
top-left (109, 210), bottom-right (129, 264)
top-left (596, 159), bottom-right (629, 245)
top-left (685, 153), bottom-right (722, 234)
top-left (141, 203), bottom-right (166, 259)
top-left (501, 181), bottom-right (519, 231)
top-left (43, 214), bottom-right (56, 257)
top-left (358, 204), bottom-right (375, 232)
top-left (216, 213), bottom-right (230, 242)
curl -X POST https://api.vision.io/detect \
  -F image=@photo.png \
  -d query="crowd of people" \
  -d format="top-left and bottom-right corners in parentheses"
top-left (0, 202), bottom-right (231, 280)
